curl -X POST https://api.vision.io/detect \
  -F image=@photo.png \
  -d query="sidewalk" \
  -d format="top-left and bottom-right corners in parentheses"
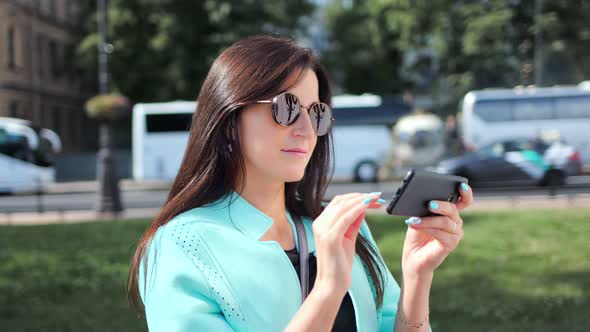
top-left (45, 179), bottom-right (172, 194)
top-left (2, 193), bottom-right (589, 226)
top-left (0, 207), bottom-right (162, 226)
top-left (44, 178), bottom-right (364, 195)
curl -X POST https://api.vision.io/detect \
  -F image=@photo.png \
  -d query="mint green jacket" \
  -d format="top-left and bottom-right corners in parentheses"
top-left (139, 192), bottom-right (402, 331)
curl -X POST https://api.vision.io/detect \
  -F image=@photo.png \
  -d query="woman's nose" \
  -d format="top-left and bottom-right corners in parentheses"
top-left (292, 107), bottom-right (315, 137)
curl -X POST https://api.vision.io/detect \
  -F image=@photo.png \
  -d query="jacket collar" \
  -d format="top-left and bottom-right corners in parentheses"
top-left (207, 191), bottom-right (316, 253)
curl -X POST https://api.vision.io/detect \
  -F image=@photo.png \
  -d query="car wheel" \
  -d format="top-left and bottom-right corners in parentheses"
top-left (354, 160), bottom-right (379, 183)
top-left (539, 169), bottom-right (566, 186)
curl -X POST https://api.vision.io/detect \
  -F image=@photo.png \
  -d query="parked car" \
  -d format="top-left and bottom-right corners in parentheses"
top-left (433, 137), bottom-right (581, 187)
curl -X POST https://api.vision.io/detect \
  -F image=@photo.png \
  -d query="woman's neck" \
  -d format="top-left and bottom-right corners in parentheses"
top-left (236, 179), bottom-right (288, 226)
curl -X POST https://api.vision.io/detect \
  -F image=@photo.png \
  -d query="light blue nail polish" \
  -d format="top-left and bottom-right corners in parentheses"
top-left (370, 191), bottom-right (382, 195)
top-left (405, 217), bottom-right (422, 225)
top-left (429, 201), bottom-right (439, 210)
top-left (362, 197), bottom-right (373, 205)
top-left (377, 198), bottom-right (386, 204)
top-left (461, 183), bottom-right (469, 192)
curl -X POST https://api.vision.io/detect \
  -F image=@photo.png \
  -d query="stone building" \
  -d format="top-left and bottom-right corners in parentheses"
top-left (0, 0), bottom-right (96, 152)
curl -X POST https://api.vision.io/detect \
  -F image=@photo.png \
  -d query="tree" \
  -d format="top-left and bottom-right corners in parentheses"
top-left (76, 0), bottom-right (315, 103)
top-left (324, 0), bottom-right (590, 115)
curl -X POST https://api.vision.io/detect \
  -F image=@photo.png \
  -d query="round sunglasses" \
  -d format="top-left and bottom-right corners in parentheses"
top-left (252, 92), bottom-right (335, 136)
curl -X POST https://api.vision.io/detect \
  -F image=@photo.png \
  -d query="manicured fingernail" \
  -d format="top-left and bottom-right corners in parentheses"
top-left (429, 201), bottom-right (439, 210)
top-left (461, 183), bottom-right (469, 192)
top-left (370, 192), bottom-right (382, 195)
top-left (362, 197), bottom-right (373, 205)
top-left (405, 217), bottom-right (422, 225)
top-left (377, 199), bottom-right (386, 204)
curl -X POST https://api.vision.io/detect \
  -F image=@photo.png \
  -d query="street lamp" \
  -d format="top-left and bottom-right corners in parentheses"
top-left (534, 0), bottom-right (544, 86)
top-left (95, 0), bottom-right (123, 214)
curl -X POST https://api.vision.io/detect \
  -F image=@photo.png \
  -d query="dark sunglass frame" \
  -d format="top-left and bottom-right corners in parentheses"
top-left (253, 92), bottom-right (335, 136)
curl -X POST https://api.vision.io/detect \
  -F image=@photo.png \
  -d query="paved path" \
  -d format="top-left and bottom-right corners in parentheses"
top-left (2, 194), bottom-right (589, 226)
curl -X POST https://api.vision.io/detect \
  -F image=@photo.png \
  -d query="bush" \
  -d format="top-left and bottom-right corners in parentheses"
top-left (84, 94), bottom-right (131, 121)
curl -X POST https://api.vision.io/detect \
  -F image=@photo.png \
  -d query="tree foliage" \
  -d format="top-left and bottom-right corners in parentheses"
top-left (76, 0), bottom-right (315, 102)
top-left (324, 0), bottom-right (590, 113)
top-left (74, 0), bottom-right (590, 114)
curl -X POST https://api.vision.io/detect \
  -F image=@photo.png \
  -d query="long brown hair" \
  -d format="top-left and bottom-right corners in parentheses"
top-left (127, 35), bottom-right (385, 314)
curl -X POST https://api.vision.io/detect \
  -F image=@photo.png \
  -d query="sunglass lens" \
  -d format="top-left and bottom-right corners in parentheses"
top-left (309, 103), bottom-right (333, 136)
top-left (273, 93), bottom-right (300, 126)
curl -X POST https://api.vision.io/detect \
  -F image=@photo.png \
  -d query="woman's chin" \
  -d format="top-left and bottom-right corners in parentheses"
top-left (282, 170), bottom-right (306, 183)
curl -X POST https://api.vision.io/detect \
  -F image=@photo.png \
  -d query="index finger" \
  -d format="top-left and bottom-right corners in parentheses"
top-left (455, 182), bottom-right (473, 211)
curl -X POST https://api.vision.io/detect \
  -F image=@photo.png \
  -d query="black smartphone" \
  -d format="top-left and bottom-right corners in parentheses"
top-left (386, 169), bottom-right (468, 217)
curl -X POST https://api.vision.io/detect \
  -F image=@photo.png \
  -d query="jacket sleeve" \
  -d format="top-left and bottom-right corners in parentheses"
top-left (139, 227), bottom-right (236, 332)
top-left (360, 221), bottom-right (433, 332)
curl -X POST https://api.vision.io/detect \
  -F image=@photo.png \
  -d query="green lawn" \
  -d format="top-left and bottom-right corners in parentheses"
top-left (1, 209), bottom-right (589, 331)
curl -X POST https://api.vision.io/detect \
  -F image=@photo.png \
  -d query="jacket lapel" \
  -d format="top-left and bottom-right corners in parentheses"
top-left (210, 191), bottom-right (377, 331)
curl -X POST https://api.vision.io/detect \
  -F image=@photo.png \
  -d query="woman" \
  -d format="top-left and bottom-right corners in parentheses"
top-left (127, 35), bottom-right (472, 331)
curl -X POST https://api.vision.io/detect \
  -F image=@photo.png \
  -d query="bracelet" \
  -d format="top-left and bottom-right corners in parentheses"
top-left (397, 307), bottom-right (429, 328)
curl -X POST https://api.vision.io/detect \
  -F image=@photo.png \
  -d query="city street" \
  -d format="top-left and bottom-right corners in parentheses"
top-left (2, 176), bottom-right (590, 214)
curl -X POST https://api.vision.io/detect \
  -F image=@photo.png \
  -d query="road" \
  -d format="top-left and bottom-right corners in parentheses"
top-left (2, 176), bottom-right (590, 214)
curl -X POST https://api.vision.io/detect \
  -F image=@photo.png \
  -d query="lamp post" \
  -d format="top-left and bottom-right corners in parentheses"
top-left (534, 0), bottom-right (544, 86)
top-left (95, 0), bottom-right (122, 213)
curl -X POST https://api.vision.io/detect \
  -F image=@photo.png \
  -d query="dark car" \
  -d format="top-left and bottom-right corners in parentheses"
top-left (434, 137), bottom-right (580, 187)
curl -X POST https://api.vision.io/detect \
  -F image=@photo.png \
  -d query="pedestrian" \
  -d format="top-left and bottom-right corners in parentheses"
top-left (127, 35), bottom-right (473, 331)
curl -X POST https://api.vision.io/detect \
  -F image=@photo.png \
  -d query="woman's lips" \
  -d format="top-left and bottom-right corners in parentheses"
top-left (281, 149), bottom-right (307, 158)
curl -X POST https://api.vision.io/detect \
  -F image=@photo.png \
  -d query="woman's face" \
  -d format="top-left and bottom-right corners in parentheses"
top-left (238, 68), bottom-right (319, 184)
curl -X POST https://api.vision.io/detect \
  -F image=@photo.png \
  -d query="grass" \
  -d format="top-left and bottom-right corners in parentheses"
top-left (1, 209), bottom-right (589, 331)
top-left (370, 209), bottom-right (590, 332)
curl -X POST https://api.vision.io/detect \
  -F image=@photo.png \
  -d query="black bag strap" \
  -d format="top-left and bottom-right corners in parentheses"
top-left (292, 214), bottom-right (309, 302)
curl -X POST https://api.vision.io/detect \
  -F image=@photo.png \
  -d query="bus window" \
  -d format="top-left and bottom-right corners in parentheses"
top-left (146, 113), bottom-right (192, 133)
top-left (0, 129), bottom-right (31, 161)
top-left (513, 99), bottom-right (553, 120)
top-left (473, 100), bottom-right (512, 122)
top-left (555, 96), bottom-right (590, 119)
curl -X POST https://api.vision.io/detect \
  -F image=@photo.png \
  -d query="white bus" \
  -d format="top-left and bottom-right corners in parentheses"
top-left (0, 117), bottom-right (61, 194)
top-left (330, 94), bottom-right (398, 182)
top-left (132, 101), bottom-right (195, 181)
top-left (132, 95), bottom-right (410, 182)
top-left (461, 83), bottom-right (590, 165)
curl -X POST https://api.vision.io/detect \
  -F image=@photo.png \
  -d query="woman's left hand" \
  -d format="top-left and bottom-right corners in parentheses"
top-left (401, 183), bottom-right (473, 279)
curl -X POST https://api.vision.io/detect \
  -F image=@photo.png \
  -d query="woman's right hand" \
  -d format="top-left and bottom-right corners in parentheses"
top-left (311, 192), bottom-right (384, 297)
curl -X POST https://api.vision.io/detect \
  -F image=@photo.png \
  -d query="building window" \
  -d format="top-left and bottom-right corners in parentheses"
top-left (37, 34), bottom-right (45, 78)
top-left (40, 103), bottom-right (46, 126)
top-left (49, 0), bottom-right (56, 16)
top-left (51, 107), bottom-right (61, 134)
top-left (7, 26), bottom-right (15, 69)
top-left (66, 0), bottom-right (79, 22)
top-left (9, 101), bottom-right (19, 118)
top-left (49, 40), bottom-right (61, 79)
top-left (65, 42), bottom-right (76, 84)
